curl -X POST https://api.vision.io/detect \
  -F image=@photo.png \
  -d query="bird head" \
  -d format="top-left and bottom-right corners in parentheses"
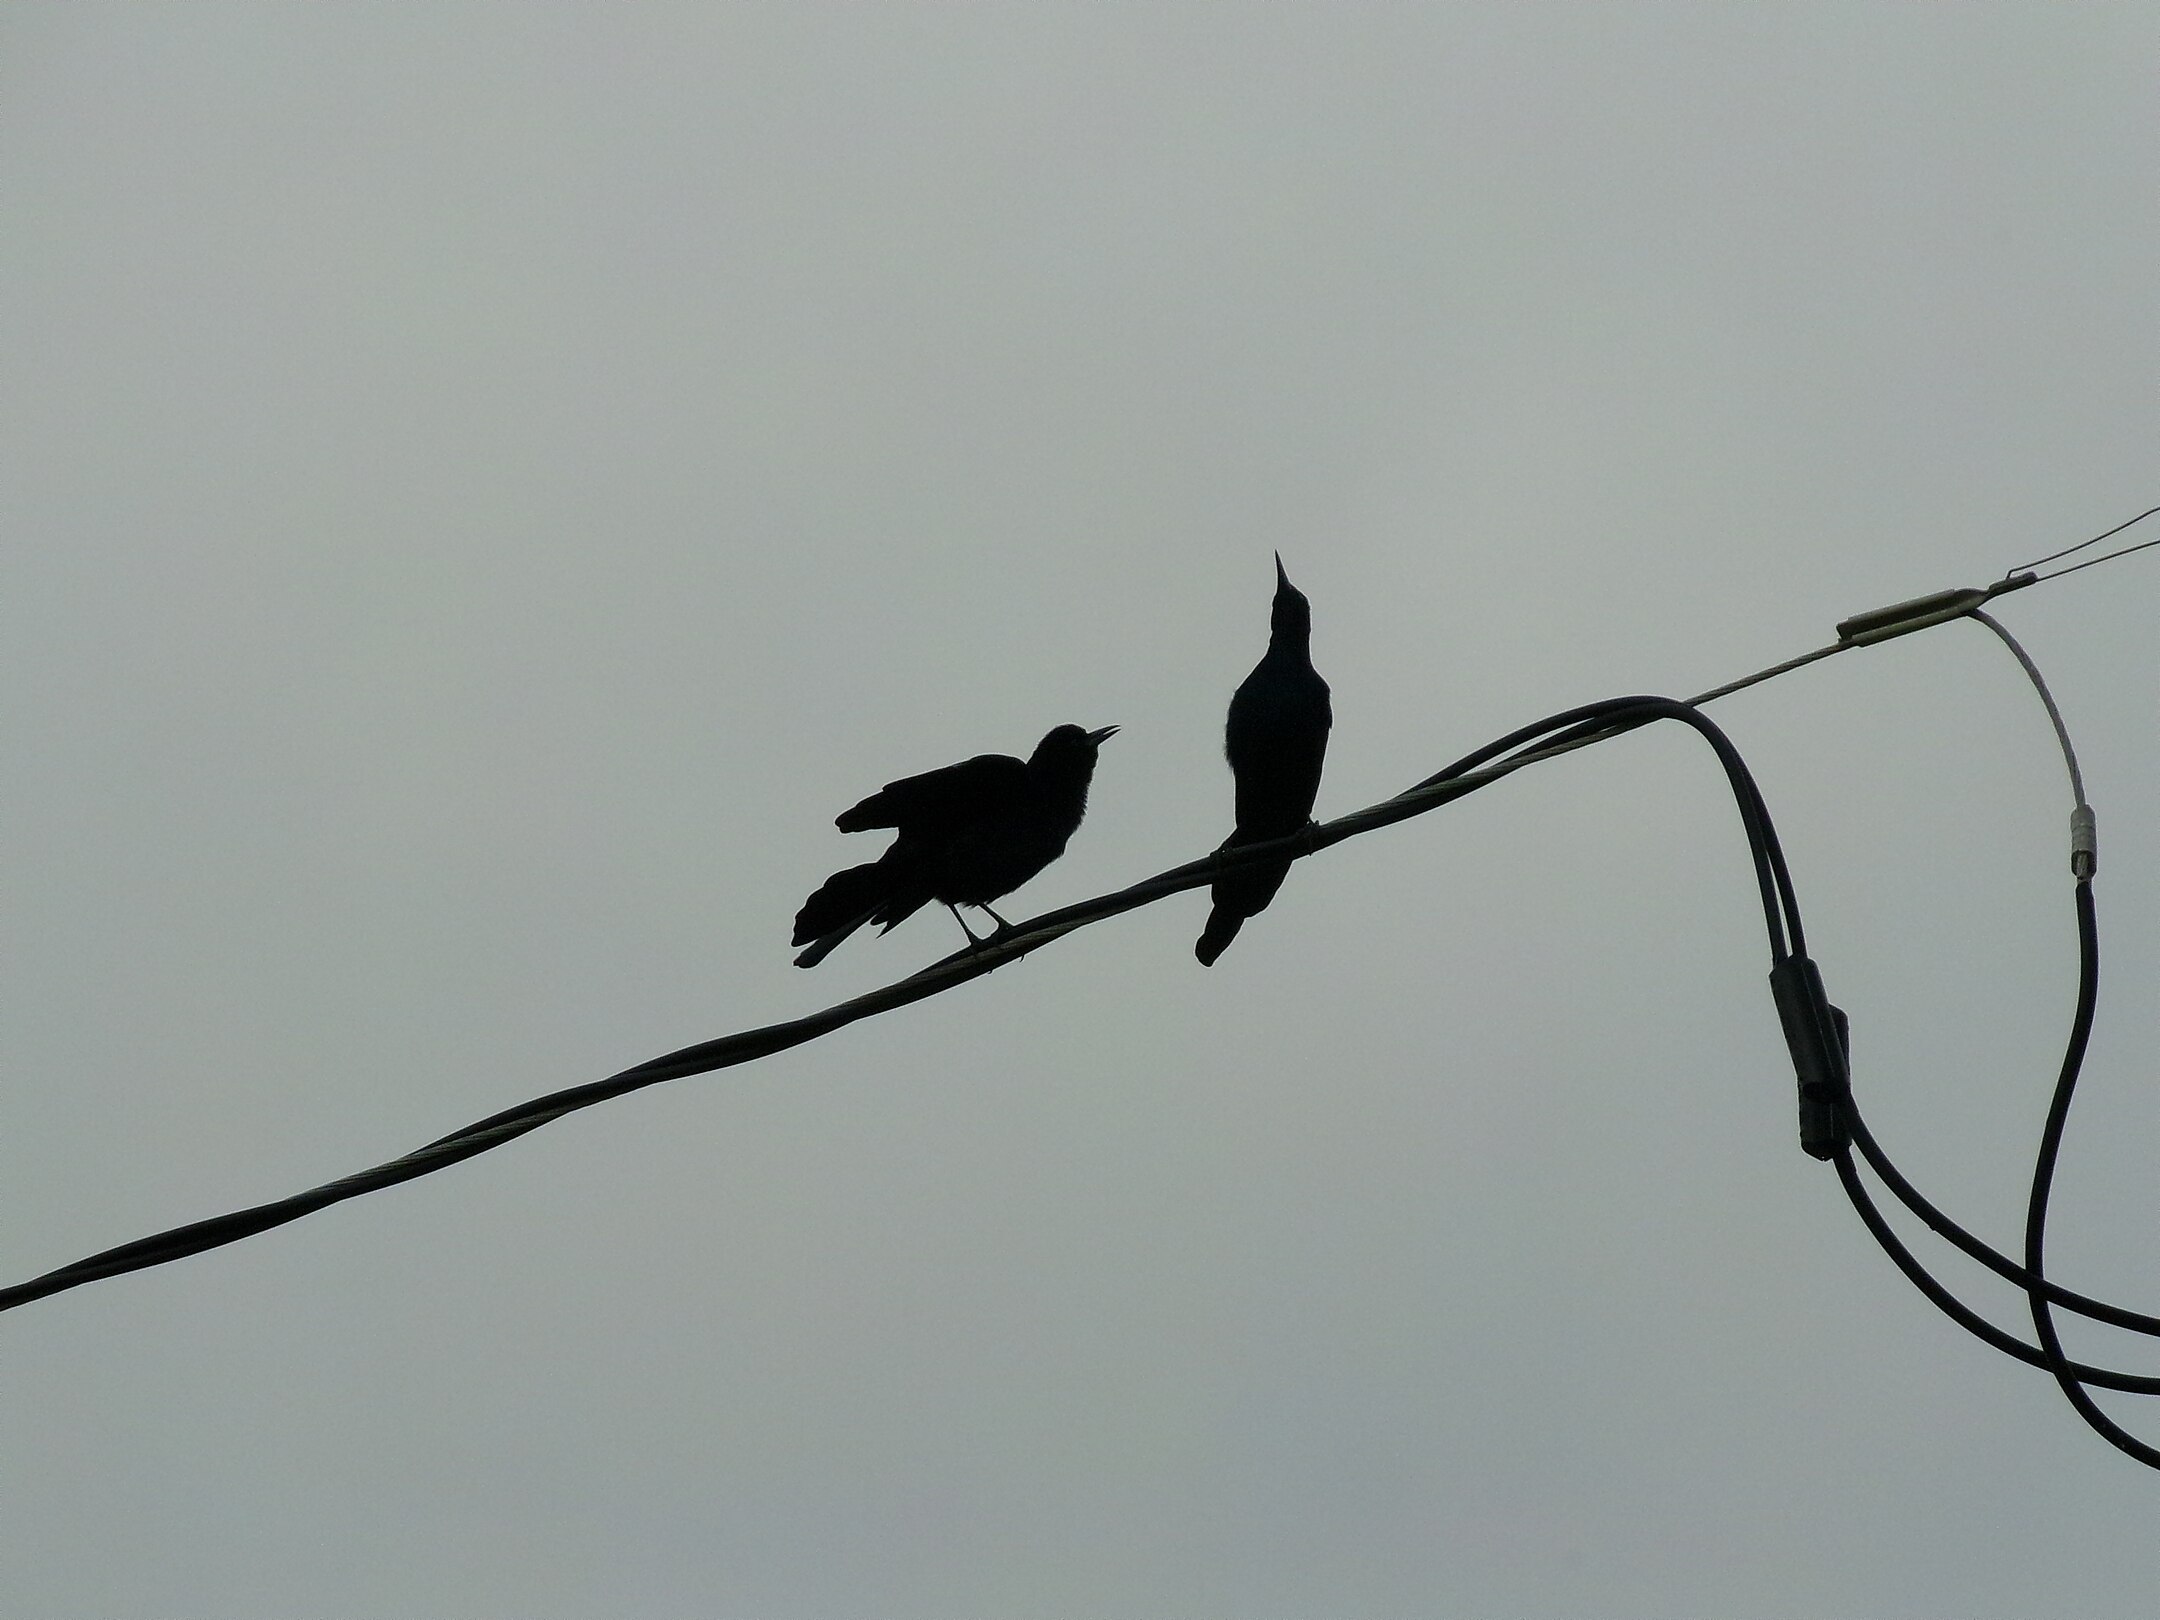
top-left (1271, 552), bottom-right (1313, 639)
top-left (1031, 723), bottom-right (1118, 769)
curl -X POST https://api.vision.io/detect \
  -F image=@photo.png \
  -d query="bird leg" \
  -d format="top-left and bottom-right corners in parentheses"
top-left (975, 903), bottom-right (1029, 966)
top-left (944, 902), bottom-right (988, 949)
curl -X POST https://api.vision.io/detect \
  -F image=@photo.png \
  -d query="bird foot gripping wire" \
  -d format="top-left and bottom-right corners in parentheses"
top-left (941, 903), bottom-right (1026, 969)
top-left (1206, 819), bottom-right (1326, 869)
top-left (944, 901), bottom-right (1008, 949)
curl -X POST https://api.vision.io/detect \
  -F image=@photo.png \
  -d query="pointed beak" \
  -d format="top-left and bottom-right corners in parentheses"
top-left (1086, 725), bottom-right (1120, 745)
top-left (1274, 552), bottom-right (1291, 591)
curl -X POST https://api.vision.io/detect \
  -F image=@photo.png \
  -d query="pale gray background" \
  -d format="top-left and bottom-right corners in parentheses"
top-left (6, 6), bottom-right (2158, 1617)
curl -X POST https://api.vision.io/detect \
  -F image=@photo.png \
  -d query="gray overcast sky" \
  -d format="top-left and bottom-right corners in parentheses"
top-left (6, 5), bottom-right (2158, 1616)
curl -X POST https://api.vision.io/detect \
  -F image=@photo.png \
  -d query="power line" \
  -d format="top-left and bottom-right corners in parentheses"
top-left (4, 512), bottom-right (2156, 1468)
top-left (0, 690), bottom-right (1800, 1315)
top-left (2005, 502), bottom-right (2160, 581)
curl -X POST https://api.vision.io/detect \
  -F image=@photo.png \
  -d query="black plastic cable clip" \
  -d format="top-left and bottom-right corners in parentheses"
top-left (1770, 954), bottom-right (1849, 1159)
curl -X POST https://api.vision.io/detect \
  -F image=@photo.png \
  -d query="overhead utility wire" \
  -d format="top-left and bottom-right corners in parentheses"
top-left (1821, 631), bottom-right (2157, 1370)
top-left (2005, 502), bottom-right (2160, 582)
top-left (0, 691), bottom-right (1799, 1315)
top-left (2, 509), bottom-right (2153, 1466)
top-left (1830, 678), bottom-right (2152, 1455)
top-left (1353, 609), bottom-right (2160, 1448)
top-left (1821, 601), bottom-right (2146, 1333)
top-left (2020, 882), bottom-right (2151, 1462)
top-left (1971, 611), bottom-right (2160, 1467)
top-left (1814, 598), bottom-right (2160, 1461)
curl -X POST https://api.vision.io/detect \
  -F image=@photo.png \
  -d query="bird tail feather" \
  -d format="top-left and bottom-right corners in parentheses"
top-left (792, 862), bottom-right (895, 967)
top-left (1194, 906), bottom-right (1245, 967)
top-left (1193, 855), bottom-right (1296, 966)
top-left (794, 913), bottom-right (874, 969)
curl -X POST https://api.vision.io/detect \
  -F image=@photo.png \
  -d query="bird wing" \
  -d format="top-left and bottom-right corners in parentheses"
top-left (836, 752), bottom-right (1028, 833)
top-left (1224, 663), bottom-right (1332, 834)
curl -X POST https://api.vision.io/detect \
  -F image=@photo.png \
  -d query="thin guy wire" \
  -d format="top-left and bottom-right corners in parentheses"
top-left (2005, 504), bottom-right (2160, 579)
top-left (2030, 532), bottom-right (2160, 584)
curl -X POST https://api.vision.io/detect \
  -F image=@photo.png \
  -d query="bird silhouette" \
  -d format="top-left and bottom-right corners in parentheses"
top-left (793, 723), bottom-right (1118, 968)
top-left (1196, 554), bottom-right (1332, 965)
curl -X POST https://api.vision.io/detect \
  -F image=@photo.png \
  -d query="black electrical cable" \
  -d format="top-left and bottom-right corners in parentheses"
top-left (1839, 1100), bottom-right (2160, 1336)
top-left (1396, 696), bottom-right (1800, 959)
top-left (2019, 881), bottom-right (2160, 1466)
top-left (0, 693), bottom-right (1800, 1316)
top-left (1816, 606), bottom-right (2160, 1466)
top-left (1831, 1150), bottom-right (2160, 1396)
top-left (1442, 605), bottom-right (2160, 1465)
top-left (1827, 882), bottom-right (2160, 1393)
top-left (8, 529), bottom-right (2157, 1478)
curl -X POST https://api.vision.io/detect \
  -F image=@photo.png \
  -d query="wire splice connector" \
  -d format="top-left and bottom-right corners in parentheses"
top-left (2071, 805), bottom-right (2097, 879)
top-left (1770, 954), bottom-right (1849, 1159)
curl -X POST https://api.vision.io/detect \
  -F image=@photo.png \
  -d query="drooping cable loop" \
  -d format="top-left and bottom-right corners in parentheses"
top-left (1824, 599), bottom-right (2160, 1468)
top-left (3, 519), bottom-right (2155, 1471)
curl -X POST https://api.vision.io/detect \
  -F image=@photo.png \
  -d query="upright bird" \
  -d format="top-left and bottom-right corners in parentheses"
top-left (792, 723), bottom-right (1118, 968)
top-left (1195, 554), bottom-right (1332, 965)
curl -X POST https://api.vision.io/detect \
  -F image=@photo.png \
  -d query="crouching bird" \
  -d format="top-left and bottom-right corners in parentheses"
top-left (1195, 554), bottom-right (1332, 965)
top-left (792, 723), bottom-right (1118, 968)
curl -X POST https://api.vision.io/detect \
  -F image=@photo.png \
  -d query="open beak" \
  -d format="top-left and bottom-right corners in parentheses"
top-left (1087, 725), bottom-right (1120, 745)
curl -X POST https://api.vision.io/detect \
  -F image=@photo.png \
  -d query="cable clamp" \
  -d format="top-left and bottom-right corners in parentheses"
top-left (1834, 574), bottom-right (2035, 647)
top-left (1771, 954), bottom-right (1850, 1159)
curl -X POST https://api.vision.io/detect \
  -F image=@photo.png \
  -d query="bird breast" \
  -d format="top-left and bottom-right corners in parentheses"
top-left (927, 809), bottom-right (1079, 904)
